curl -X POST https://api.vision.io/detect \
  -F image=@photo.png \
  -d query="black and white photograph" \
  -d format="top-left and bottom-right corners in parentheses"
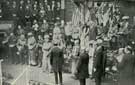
top-left (0, 0), bottom-right (135, 85)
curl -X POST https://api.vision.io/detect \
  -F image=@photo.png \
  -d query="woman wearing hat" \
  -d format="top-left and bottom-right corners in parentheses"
top-left (42, 34), bottom-right (52, 72)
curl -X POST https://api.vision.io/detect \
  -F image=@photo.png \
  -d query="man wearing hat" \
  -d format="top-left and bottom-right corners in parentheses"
top-left (120, 16), bottom-right (129, 33)
top-left (118, 16), bottom-right (130, 48)
top-left (37, 34), bottom-right (44, 67)
top-left (53, 25), bottom-right (61, 42)
top-left (16, 34), bottom-right (27, 64)
top-left (117, 46), bottom-right (135, 85)
top-left (40, 19), bottom-right (49, 36)
top-left (8, 32), bottom-right (17, 64)
top-left (27, 32), bottom-right (37, 66)
top-left (93, 38), bottom-right (106, 85)
top-left (71, 38), bottom-right (80, 78)
top-left (50, 39), bottom-right (64, 85)
top-left (87, 40), bottom-right (96, 77)
top-left (75, 47), bottom-right (89, 85)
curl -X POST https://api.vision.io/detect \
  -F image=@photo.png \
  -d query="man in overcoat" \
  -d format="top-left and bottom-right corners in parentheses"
top-left (93, 39), bottom-right (105, 85)
top-left (8, 33), bottom-right (17, 64)
top-left (76, 47), bottom-right (89, 85)
top-left (50, 40), bottom-right (64, 85)
top-left (117, 46), bottom-right (135, 85)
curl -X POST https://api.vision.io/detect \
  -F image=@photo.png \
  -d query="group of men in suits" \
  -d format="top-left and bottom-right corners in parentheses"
top-left (75, 38), bottom-right (106, 85)
top-left (48, 37), bottom-right (106, 85)
top-left (69, 37), bottom-right (135, 85)
top-left (0, 0), bottom-right (62, 25)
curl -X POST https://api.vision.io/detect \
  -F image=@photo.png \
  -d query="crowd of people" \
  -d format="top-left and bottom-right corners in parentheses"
top-left (1, 1), bottom-right (135, 85)
top-left (0, 0), bottom-right (62, 23)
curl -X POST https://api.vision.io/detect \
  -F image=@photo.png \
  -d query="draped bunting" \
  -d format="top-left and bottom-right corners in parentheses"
top-left (72, 8), bottom-right (82, 26)
top-left (71, 5), bottom-right (91, 26)
top-left (71, 1), bottom-right (122, 49)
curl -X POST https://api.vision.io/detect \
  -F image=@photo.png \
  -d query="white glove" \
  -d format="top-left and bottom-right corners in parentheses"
top-left (17, 52), bottom-right (20, 55)
top-left (94, 68), bottom-right (96, 72)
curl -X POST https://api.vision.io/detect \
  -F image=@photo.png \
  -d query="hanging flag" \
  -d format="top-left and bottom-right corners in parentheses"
top-left (61, 0), bottom-right (65, 9)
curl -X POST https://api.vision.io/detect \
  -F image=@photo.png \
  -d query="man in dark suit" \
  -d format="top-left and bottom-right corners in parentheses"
top-left (8, 33), bottom-right (17, 64)
top-left (117, 46), bottom-right (135, 85)
top-left (76, 47), bottom-right (89, 85)
top-left (50, 40), bottom-right (64, 85)
top-left (93, 39), bottom-right (105, 85)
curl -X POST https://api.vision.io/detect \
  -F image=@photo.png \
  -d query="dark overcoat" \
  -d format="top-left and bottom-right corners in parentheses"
top-left (50, 46), bottom-right (64, 72)
top-left (117, 53), bottom-right (135, 85)
top-left (93, 46), bottom-right (106, 78)
top-left (76, 52), bottom-right (89, 79)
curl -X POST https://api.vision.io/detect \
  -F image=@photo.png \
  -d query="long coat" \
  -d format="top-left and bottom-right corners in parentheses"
top-left (93, 46), bottom-right (106, 78)
top-left (76, 52), bottom-right (89, 79)
top-left (50, 46), bottom-right (64, 72)
top-left (118, 53), bottom-right (135, 85)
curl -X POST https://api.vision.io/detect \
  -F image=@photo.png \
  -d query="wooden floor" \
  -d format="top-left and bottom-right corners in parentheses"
top-left (2, 59), bottom-right (117, 85)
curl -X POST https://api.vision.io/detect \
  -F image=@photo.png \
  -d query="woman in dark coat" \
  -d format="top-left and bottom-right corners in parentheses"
top-left (117, 46), bottom-right (135, 85)
top-left (76, 48), bottom-right (89, 85)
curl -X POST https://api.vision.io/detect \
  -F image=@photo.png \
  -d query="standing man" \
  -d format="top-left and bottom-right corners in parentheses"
top-left (117, 46), bottom-right (135, 85)
top-left (76, 47), bottom-right (89, 85)
top-left (50, 40), bottom-right (64, 85)
top-left (27, 32), bottom-right (37, 66)
top-left (11, 1), bottom-right (17, 19)
top-left (16, 34), bottom-right (27, 64)
top-left (71, 39), bottom-right (80, 78)
top-left (88, 40), bottom-right (96, 77)
top-left (18, 0), bottom-right (25, 25)
top-left (37, 35), bottom-right (44, 67)
top-left (40, 19), bottom-right (49, 36)
top-left (93, 38), bottom-right (105, 85)
top-left (8, 33), bottom-right (17, 64)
